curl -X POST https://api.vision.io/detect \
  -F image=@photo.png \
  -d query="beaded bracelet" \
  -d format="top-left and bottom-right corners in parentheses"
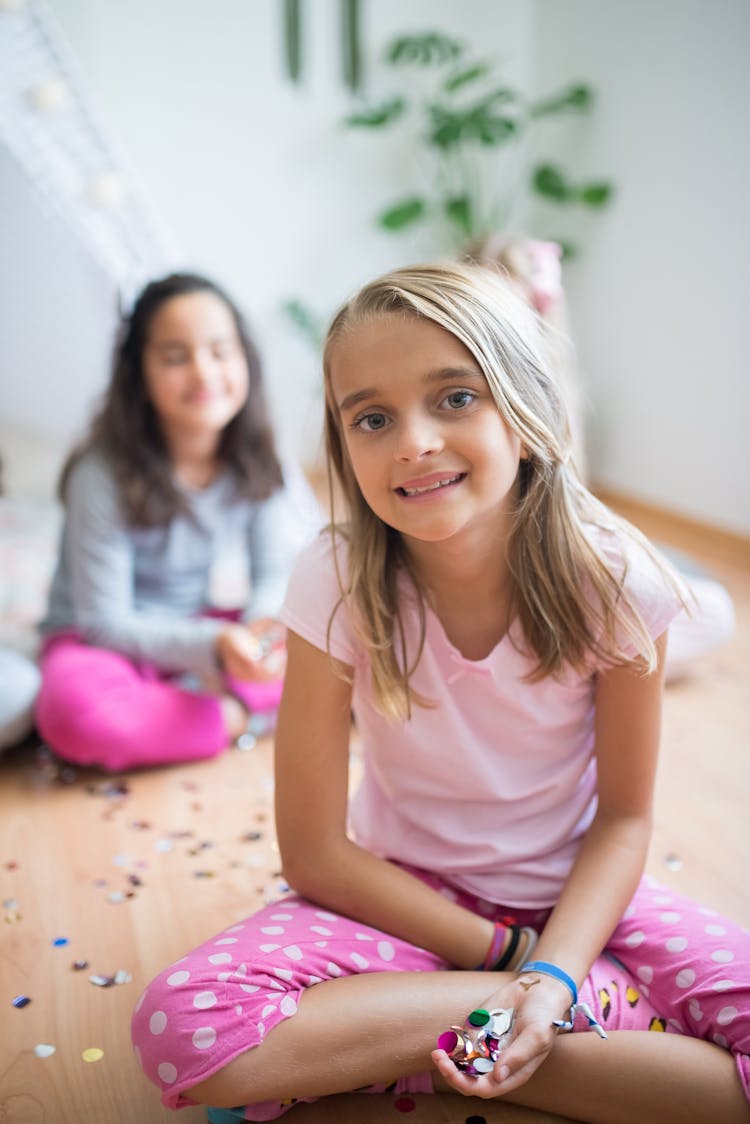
top-left (517, 960), bottom-right (578, 1005)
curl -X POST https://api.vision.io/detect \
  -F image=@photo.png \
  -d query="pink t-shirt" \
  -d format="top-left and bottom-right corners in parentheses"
top-left (280, 526), bottom-right (683, 908)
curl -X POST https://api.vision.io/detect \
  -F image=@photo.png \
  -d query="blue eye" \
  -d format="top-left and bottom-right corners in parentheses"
top-left (355, 412), bottom-right (389, 432)
top-left (444, 390), bottom-right (474, 410)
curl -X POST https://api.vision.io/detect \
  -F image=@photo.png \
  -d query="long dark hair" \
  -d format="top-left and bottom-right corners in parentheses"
top-left (60, 273), bottom-right (283, 525)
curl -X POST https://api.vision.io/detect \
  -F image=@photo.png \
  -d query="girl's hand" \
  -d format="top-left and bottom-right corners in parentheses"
top-left (216, 620), bottom-right (286, 682)
top-left (432, 973), bottom-right (571, 1098)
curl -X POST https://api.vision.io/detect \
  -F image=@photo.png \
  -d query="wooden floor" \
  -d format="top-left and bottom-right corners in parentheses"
top-left (1, 501), bottom-right (748, 1124)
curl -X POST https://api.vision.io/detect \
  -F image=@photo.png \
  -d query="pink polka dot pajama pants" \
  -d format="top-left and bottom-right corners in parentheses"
top-left (131, 870), bottom-right (750, 1119)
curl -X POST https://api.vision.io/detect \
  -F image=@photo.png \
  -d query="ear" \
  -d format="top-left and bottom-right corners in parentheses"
top-left (519, 446), bottom-right (530, 461)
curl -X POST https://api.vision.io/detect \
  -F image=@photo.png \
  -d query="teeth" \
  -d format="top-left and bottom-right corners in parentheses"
top-left (402, 475), bottom-right (461, 496)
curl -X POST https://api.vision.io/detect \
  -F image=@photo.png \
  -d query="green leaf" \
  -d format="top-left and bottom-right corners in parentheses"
top-left (444, 195), bottom-right (473, 236)
top-left (378, 197), bottom-right (426, 230)
top-left (443, 62), bottom-right (490, 93)
top-left (532, 163), bottom-right (571, 202)
top-left (529, 83), bottom-right (594, 118)
top-left (281, 299), bottom-right (325, 352)
top-left (476, 115), bottom-right (517, 145)
top-left (578, 181), bottom-right (613, 207)
top-left (344, 97), bottom-right (406, 128)
top-left (387, 32), bottom-right (464, 67)
top-left (282, 0), bottom-right (302, 83)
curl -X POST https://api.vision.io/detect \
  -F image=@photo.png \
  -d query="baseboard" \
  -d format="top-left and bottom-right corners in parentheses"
top-left (593, 485), bottom-right (750, 569)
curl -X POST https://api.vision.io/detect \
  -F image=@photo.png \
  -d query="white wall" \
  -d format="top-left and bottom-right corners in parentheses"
top-left (529, 0), bottom-right (750, 534)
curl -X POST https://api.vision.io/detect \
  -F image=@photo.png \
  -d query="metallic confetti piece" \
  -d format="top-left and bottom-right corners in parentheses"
top-left (154, 838), bottom-right (174, 853)
top-left (665, 853), bottom-right (683, 871)
top-left (12, 995), bottom-right (31, 1008)
top-left (106, 891), bottom-right (126, 904)
top-left (34, 1043), bottom-right (56, 1058)
top-left (114, 969), bottom-right (132, 985)
top-left (81, 1047), bottom-right (104, 1063)
top-left (52, 936), bottom-right (69, 947)
top-left (90, 974), bottom-right (116, 987)
top-left (72, 960), bottom-right (89, 971)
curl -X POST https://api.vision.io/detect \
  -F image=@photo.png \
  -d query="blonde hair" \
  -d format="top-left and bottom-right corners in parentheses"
top-left (323, 262), bottom-right (682, 720)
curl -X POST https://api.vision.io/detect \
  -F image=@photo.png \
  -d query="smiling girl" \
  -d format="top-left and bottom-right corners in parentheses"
top-left (132, 263), bottom-right (749, 1122)
top-left (36, 273), bottom-right (318, 771)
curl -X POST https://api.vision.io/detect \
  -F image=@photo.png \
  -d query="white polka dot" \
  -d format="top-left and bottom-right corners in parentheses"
top-left (660, 911), bottom-right (681, 924)
top-left (166, 970), bottom-right (190, 986)
top-left (280, 995), bottom-right (298, 1016)
top-left (653, 895), bottom-right (673, 905)
top-left (283, 945), bottom-right (303, 961)
top-left (713, 1033), bottom-right (729, 1048)
top-left (261, 1004), bottom-right (277, 1018)
top-left (689, 999), bottom-right (703, 1021)
top-left (712, 949), bottom-right (734, 963)
top-left (235, 1005), bottom-right (243, 1016)
top-left (665, 937), bottom-right (688, 953)
top-left (215, 937), bottom-right (238, 945)
top-left (217, 971), bottom-right (232, 982)
top-left (314, 941), bottom-right (328, 948)
top-left (676, 969), bottom-right (696, 988)
top-left (227, 924), bottom-right (245, 933)
top-left (315, 911), bottom-right (337, 921)
top-left (134, 992), bottom-right (145, 1013)
top-left (267, 979), bottom-right (285, 990)
top-left (308, 975), bottom-right (323, 985)
top-left (149, 1011), bottom-right (167, 1035)
top-left (192, 1026), bottom-right (217, 1050)
top-left (377, 941), bottom-right (396, 962)
top-left (158, 1062), bottom-right (178, 1084)
top-left (274, 967), bottom-right (293, 981)
top-left (327, 962), bottom-right (342, 977)
top-left (698, 907), bottom-right (718, 917)
top-left (713, 979), bottom-right (735, 992)
top-left (208, 953), bottom-right (232, 965)
top-left (310, 926), bottom-right (332, 936)
top-left (717, 1006), bottom-right (738, 1026)
top-left (260, 944), bottom-right (280, 954)
top-left (350, 952), bottom-right (369, 969)
top-left (271, 913), bottom-right (294, 921)
top-left (667, 1019), bottom-right (684, 1033)
top-left (258, 1022), bottom-right (266, 1038)
top-left (284, 900), bottom-right (300, 908)
top-left (234, 963), bottom-right (248, 977)
top-left (355, 932), bottom-right (374, 941)
top-left (625, 931), bottom-right (645, 948)
top-left (240, 983), bottom-right (260, 993)
top-left (261, 926), bottom-right (285, 935)
top-left (640, 983), bottom-right (651, 997)
top-left (637, 965), bottom-right (653, 984)
top-left (623, 903), bottom-right (636, 919)
top-left (705, 924), bottom-right (727, 936)
top-left (193, 991), bottom-right (217, 1010)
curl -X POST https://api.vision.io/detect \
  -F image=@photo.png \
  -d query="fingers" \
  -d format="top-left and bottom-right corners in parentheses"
top-left (432, 1039), bottom-right (553, 1099)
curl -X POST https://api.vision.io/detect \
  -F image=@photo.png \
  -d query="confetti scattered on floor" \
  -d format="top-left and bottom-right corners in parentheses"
top-left (34, 1043), bottom-right (56, 1058)
top-left (393, 1097), bottom-right (416, 1113)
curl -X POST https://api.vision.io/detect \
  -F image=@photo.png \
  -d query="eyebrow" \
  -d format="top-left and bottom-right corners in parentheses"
top-left (337, 366), bottom-right (484, 413)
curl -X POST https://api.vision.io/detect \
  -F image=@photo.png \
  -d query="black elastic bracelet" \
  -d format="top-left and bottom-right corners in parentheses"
top-left (492, 923), bottom-right (520, 970)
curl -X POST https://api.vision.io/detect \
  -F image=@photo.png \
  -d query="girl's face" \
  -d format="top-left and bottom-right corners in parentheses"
top-left (142, 292), bottom-right (249, 443)
top-left (328, 313), bottom-right (523, 551)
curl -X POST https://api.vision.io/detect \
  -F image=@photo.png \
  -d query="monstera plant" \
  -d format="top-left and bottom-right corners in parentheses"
top-left (344, 30), bottom-right (613, 254)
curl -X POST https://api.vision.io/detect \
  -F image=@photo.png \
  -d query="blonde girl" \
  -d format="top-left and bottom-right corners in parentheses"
top-left (133, 263), bottom-right (749, 1123)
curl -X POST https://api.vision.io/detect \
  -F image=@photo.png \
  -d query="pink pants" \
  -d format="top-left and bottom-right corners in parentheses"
top-left (131, 870), bottom-right (750, 1118)
top-left (36, 634), bottom-right (283, 772)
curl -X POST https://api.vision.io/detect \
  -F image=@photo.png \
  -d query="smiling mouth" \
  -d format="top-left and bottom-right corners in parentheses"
top-left (396, 473), bottom-right (466, 497)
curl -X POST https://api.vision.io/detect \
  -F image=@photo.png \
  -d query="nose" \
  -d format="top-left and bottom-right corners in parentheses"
top-left (189, 348), bottom-right (217, 382)
top-left (393, 411), bottom-right (444, 462)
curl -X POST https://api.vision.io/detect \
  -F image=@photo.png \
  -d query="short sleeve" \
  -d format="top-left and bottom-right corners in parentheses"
top-left (589, 524), bottom-right (686, 664)
top-left (280, 532), bottom-right (360, 667)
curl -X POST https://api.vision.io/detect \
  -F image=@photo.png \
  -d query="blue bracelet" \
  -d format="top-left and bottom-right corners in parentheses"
top-left (518, 960), bottom-right (578, 1004)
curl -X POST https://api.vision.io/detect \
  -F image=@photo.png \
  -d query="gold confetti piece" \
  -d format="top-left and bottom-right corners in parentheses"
top-left (82, 1047), bottom-right (104, 1063)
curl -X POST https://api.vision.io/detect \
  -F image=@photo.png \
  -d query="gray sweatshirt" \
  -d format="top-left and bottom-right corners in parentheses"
top-left (41, 451), bottom-right (321, 677)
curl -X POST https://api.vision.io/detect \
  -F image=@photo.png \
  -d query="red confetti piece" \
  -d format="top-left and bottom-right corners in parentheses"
top-left (393, 1097), bottom-right (416, 1113)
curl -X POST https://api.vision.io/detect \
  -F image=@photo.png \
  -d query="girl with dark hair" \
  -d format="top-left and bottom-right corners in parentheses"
top-left (36, 273), bottom-right (319, 771)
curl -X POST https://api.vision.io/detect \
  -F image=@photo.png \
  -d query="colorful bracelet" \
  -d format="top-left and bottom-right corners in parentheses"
top-left (480, 921), bottom-right (508, 970)
top-left (517, 960), bottom-right (578, 1005)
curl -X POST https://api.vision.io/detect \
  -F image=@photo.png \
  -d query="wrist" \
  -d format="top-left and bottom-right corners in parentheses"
top-left (516, 959), bottom-right (578, 1005)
